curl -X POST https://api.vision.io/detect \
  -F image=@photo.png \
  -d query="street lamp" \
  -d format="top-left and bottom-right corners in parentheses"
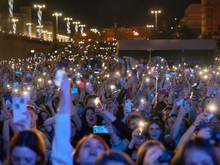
top-left (26, 23), bottom-right (32, 37)
top-left (79, 24), bottom-right (86, 34)
top-left (151, 10), bottom-right (161, 31)
top-left (64, 17), bottom-right (72, 35)
top-left (34, 4), bottom-right (45, 39)
top-left (146, 25), bottom-right (154, 28)
top-left (90, 28), bottom-right (99, 33)
top-left (12, 18), bottom-right (18, 34)
top-left (52, 12), bottom-right (62, 40)
top-left (47, 32), bottom-right (53, 42)
top-left (72, 22), bottom-right (80, 33)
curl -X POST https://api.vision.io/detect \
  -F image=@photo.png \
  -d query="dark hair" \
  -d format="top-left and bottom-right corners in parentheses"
top-left (147, 120), bottom-right (164, 133)
top-left (171, 137), bottom-right (220, 165)
top-left (84, 95), bottom-right (97, 106)
top-left (72, 134), bottom-right (110, 165)
top-left (7, 130), bottom-right (46, 165)
top-left (136, 140), bottom-right (166, 165)
top-left (27, 105), bottom-right (36, 114)
top-left (165, 114), bottom-right (178, 125)
top-left (163, 105), bottom-right (173, 112)
top-left (153, 101), bottom-right (167, 115)
top-left (127, 114), bottom-right (142, 128)
top-left (37, 110), bottom-right (50, 126)
top-left (93, 150), bottom-right (135, 165)
top-left (81, 106), bottom-right (103, 126)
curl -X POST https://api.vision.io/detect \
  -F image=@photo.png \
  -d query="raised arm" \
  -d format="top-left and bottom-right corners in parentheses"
top-left (51, 75), bottom-right (73, 165)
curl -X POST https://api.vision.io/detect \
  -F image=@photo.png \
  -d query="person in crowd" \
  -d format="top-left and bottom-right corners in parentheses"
top-left (93, 150), bottom-right (135, 165)
top-left (136, 140), bottom-right (169, 165)
top-left (5, 130), bottom-right (46, 165)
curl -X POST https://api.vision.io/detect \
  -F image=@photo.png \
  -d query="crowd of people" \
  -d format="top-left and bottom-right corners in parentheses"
top-left (0, 52), bottom-right (219, 165)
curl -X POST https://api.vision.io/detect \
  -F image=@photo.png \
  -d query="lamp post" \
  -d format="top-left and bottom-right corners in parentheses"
top-left (26, 23), bottom-right (32, 37)
top-left (64, 17), bottom-right (72, 35)
top-left (52, 12), bottom-right (62, 40)
top-left (8, 0), bottom-right (14, 33)
top-left (12, 18), bottom-right (18, 34)
top-left (90, 28), bottom-right (99, 33)
top-left (151, 10), bottom-right (161, 31)
top-left (72, 22), bottom-right (80, 33)
top-left (47, 32), bottom-right (52, 42)
top-left (34, 4), bottom-right (45, 39)
top-left (79, 24), bottom-right (86, 34)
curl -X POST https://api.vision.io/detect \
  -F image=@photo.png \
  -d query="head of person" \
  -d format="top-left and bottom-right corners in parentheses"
top-left (162, 106), bottom-right (173, 121)
top-left (93, 150), bottom-right (135, 165)
top-left (127, 114), bottom-right (142, 130)
top-left (199, 86), bottom-right (207, 98)
top-left (165, 114), bottom-right (177, 131)
top-left (85, 95), bottom-right (97, 108)
top-left (76, 102), bottom-right (84, 117)
top-left (147, 120), bottom-right (164, 140)
top-left (209, 115), bottom-right (220, 131)
top-left (37, 108), bottom-right (51, 126)
top-left (73, 134), bottom-right (109, 165)
top-left (153, 101), bottom-right (167, 117)
top-left (171, 137), bottom-right (220, 165)
top-left (7, 130), bottom-right (46, 165)
top-left (27, 105), bottom-right (38, 129)
top-left (82, 107), bottom-right (97, 127)
top-left (136, 140), bottom-right (167, 165)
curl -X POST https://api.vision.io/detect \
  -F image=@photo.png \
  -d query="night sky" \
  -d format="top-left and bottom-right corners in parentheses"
top-left (1, 0), bottom-right (201, 30)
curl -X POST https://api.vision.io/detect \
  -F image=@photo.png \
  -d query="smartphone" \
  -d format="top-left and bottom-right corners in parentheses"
top-left (150, 93), bottom-right (155, 98)
top-left (4, 93), bottom-right (12, 105)
top-left (23, 82), bottom-right (28, 86)
top-left (207, 113), bottom-right (214, 121)
top-left (15, 71), bottom-right (20, 75)
top-left (23, 91), bottom-right (30, 101)
top-left (26, 73), bottom-right (32, 78)
top-left (193, 89), bottom-right (199, 101)
top-left (170, 72), bottom-right (177, 75)
top-left (140, 98), bottom-right (147, 103)
top-left (176, 98), bottom-right (184, 106)
top-left (138, 121), bottom-right (148, 138)
top-left (120, 77), bottom-right (126, 85)
top-left (77, 80), bottom-right (85, 89)
top-left (13, 97), bottom-right (27, 123)
top-left (158, 89), bottom-right (169, 95)
top-left (54, 60), bottom-right (68, 87)
top-left (86, 82), bottom-right (93, 92)
top-left (14, 82), bottom-right (19, 87)
top-left (89, 75), bottom-right (93, 79)
top-left (45, 93), bottom-right (52, 103)
top-left (125, 100), bottom-right (131, 112)
top-left (94, 71), bottom-right (99, 74)
top-left (165, 74), bottom-right (172, 77)
top-left (71, 88), bottom-right (78, 94)
top-left (94, 97), bottom-right (103, 110)
top-left (110, 85), bottom-right (116, 92)
top-left (93, 126), bottom-right (109, 134)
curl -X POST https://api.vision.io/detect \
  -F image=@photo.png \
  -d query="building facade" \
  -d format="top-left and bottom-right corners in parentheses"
top-left (201, 0), bottom-right (220, 35)
top-left (180, 4), bottom-right (202, 36)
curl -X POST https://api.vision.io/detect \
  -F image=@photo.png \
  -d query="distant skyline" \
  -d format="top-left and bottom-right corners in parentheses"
top-left (0, 0), bottom-right (201, 30)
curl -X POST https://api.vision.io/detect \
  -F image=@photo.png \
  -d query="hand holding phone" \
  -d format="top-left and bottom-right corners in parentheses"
top-left (13, 97), bottom-right (27, 123)
top-left (95, 97), bottom-right (103, 111)
top-left (124, 100), bottom-right (131, 112)
top-left (93, 126), bottom-right (109, 134)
